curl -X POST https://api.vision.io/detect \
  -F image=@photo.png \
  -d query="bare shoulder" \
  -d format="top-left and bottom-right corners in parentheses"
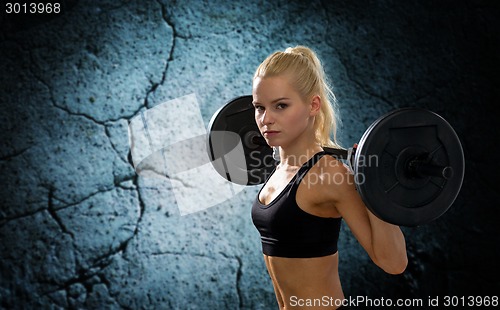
top-left (318, 155), bottom-right (355, 186)
top-left (303, 155), bottom-right (369, 222)
top-left (319, 155), bottom-right (353, 175)
top-left (303, 155), bottom-right (357, 203)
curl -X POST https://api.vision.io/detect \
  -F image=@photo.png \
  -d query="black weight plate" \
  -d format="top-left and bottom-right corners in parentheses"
top-left (207, 95), bottom-right (274, 185)
top-left (354, 108), bottom-right (465, 226)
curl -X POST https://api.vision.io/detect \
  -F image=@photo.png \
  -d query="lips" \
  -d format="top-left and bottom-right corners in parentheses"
top-left (263, 130), bottom-right (280, 137)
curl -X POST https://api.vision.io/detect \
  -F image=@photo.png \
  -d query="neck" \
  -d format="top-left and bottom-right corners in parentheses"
top-left (277, 135), bottom-right (323, 167)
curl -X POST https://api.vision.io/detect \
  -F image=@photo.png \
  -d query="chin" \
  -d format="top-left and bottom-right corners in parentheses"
top-left (265, 140), bottom-right (280, 147)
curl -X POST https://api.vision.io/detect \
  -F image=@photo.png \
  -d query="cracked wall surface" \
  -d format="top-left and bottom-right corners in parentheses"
top-left (1, 0), bottom-right (499, 309)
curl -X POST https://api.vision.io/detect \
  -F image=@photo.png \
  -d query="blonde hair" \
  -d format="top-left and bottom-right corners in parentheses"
top-left (253, 46), bottom-right (341, 148)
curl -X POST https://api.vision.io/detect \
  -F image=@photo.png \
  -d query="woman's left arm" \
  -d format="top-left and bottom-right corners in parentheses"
top-left (365, 208), bottom-right (408, 274)
top-left (319, 158), bottom-right (408, 274)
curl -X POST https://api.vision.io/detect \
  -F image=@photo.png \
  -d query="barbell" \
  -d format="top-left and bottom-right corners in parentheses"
top-left (207, 95), bottom-right (465, 226)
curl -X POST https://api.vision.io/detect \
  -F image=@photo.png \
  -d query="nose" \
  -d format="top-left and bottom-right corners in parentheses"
top-left (259, 110), bottom-right (274, 126)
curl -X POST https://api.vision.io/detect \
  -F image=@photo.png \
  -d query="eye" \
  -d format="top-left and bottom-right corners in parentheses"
top-left (254, 105), bottom-right (264, 112)
top-left (276, 103), bottom-right (288, 110)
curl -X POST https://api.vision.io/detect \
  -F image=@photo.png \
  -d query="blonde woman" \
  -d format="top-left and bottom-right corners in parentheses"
top-left (251, 46), bottom-right (408, 310)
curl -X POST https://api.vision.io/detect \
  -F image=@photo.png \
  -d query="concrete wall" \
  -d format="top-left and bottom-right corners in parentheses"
top-left (1, 0), bottom-right (498, 309)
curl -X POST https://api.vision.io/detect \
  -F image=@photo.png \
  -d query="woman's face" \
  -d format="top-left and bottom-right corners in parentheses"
top-left (252, 75), bottom-right (316, 148)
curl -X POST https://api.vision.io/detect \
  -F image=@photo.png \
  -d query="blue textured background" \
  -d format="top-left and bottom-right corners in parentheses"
top-left (1, 0), bottom-right (498, 309)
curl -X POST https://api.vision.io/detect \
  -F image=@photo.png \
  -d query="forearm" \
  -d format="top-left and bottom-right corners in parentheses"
top-left (367, 209), bottom-right (408, 274)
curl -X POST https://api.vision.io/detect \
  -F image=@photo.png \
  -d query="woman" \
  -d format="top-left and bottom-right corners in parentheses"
top-left (251, 46), bottom-right (408, 310)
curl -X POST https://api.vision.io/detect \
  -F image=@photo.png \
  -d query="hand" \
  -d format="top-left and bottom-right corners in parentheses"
top-left (346, 143), bottom-right (358, 172)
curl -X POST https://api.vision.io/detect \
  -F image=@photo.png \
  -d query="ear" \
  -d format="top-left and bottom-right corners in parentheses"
top-left (309, 95), bottom-right (321, 116)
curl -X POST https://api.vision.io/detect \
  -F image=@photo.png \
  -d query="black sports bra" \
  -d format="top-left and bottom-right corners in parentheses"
top-left (251, 152), bottom-right (342, 258)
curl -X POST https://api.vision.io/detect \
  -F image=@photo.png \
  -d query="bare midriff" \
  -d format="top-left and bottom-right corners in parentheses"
top-left (263, 252), bottom-right (345, 310)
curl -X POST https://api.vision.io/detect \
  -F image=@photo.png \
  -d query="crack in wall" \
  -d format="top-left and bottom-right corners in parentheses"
top-left (0, 206), bottom-right (46, 228)
top-left (235, 255), bottom-right (244, 309)
top-left (109, 153), bottom-right (147, 262)
top-left (25, 52), bottom-right (151, 126)
top-left (80, 1), bottom-right (183, 129)
top-left (0, 181), bottom-right (120, 233)
top-left (104, 125), bottom-right (129, 165)
top-left (2, 44), bottom-right (127, 232)
top-left (1, 47), bottom-right (142, 237)
top-left (218, 252), bottom-right (244, 309)
top-left (46, 184), bottom-right (116, 212)
top-left (28, 50), bottom-right (108, 126)
top-left (27, 47), bottom-right (137, 185)
top-left (142, 0), bottom-right (178, 110)
top-left (129, 176), bottom-right (145, 242)
top-left (47, 187), bottom-right (74, 238)
top-left (0, 146), bottom-right (31, 162)
top-left (42, 251), bottom-right (115, 297)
